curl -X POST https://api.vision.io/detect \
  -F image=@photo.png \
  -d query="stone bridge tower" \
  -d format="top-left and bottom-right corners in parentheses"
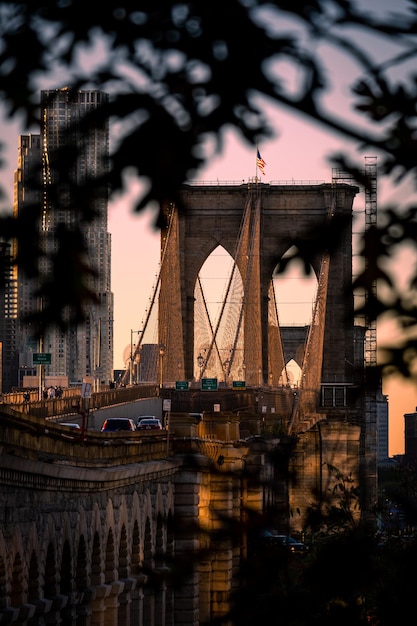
top-left (157, 180), bottom-right (379, 524)
top-left (159, 181), bottom-right (359, 392)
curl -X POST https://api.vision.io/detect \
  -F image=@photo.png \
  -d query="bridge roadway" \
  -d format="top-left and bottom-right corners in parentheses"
top-left (0, 389), bottom-right (277, 626)
top-left (1, 382), bottom-right (294, 420)
top-left (1, 384), bottom-right (162, 422)
top-left (1, 382), bottom-right (323, 436)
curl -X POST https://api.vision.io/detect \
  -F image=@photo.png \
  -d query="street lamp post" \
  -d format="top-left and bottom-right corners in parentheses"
top-left (159, 344), bottom-right (165, 390)
top-left (136, 347), bottom-right (142, 383)
top-left (197, 353), bottom-right (205, 380)
top-left (223, 359), bottom-right (230, 386)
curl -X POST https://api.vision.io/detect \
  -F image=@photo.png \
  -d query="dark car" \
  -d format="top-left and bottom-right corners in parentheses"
top-left (275, 535), bottom-right (309, 554)
top-left (101, 418), bottom-right (136, 432)
top-left (136, 417), bottom-right (163, 431)
top-left (260, 530), bottom-right (309, 554)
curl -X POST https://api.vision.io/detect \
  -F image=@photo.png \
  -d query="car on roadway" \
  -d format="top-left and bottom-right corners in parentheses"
top-left (60, 422), bottom-right (81, 429)
top-left (189, 412), bottom-right (203, 422)
top-left (136, 417), bottom-right (163, 431)
top-left (260, 530), bottom-right (309, 554)
top-left (135, 414), bottom-right (157, 425)
top-left (100, 418), bottom-right (136, 432)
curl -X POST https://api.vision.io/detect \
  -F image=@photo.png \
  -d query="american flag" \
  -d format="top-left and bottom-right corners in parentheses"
top-left (257, 149), bottom-right (266, 175)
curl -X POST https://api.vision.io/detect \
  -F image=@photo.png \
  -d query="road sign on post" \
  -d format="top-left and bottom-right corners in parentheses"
top-left (175, 381), bottom-right (189, 390)
top-left (232, 380), bottom-right (246, 390)
top-left (201, 378), bottom-right (218, 391)
top-left (81, 382), bottom-right (92, 398)
top-left (33, 353), bottom-right (52, 365)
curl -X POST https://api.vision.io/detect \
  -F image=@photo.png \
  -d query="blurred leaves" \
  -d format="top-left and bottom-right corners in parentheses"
top-left (221, 458), bottom-right (417, 626)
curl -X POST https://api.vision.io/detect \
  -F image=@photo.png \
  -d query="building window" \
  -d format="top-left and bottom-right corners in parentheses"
top-left (322, 385), bottom-right (347, 407)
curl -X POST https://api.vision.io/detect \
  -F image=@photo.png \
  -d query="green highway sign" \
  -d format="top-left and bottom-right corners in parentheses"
top-left (33, 353), bottom-right (52, 365)
top-left (232, 380), bottom-right (246, 390)
top-left (175, 381), bottom-right (189, 390)
top-left (201, 378), bottom-right (218, 391)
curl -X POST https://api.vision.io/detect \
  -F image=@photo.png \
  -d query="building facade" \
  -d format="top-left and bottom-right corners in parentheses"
top-left (0, 242), bottom-right (18, 392)
top-left (404, 409), bottom-right (417, 461)
top-left (14, 88), bottom-right (113, 388)
top-left (377, 389), bottom-right (389, 462)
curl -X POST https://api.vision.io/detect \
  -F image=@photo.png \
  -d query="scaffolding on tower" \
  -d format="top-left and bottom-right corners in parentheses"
top-left (363, 156), bottom-right (378, 510)
top-left (332, 157), bottom-right (378, 511)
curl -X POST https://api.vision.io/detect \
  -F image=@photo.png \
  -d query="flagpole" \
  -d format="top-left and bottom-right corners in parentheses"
top-left (255, 139), bottom-right (259, 180)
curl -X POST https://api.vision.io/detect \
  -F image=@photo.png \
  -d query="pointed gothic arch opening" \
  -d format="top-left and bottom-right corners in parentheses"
top-left (118, 524), bottom-right (129, 580)
top-left (60, 540), bottom-right (72, 595)
top-left (27, 550), bottom-right (40, 603)
top-left (44, 542), bottom-right (57, 598)
top-left (285, 359), bottom-right (303, 387)
top-left (273, 247), bottom-right (318, 326)
top-left (195, 245), bottom-right (244, 381)
top-left (75, 535), bottom-right (88, 591)
top-left (273, 246), bottom-right (318, 386)
top-left (104, 528), bottom-right (115, 584)
top-left (10, 552), bottom-right (24, 607)
top-left (91, 532), bottom-right (101, 587)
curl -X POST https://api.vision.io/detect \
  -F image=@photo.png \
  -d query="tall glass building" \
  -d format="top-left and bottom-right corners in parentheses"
top-left (15, 88), bottom-right (113, 388)
top-left (0, 241), bottom-right (18, 392)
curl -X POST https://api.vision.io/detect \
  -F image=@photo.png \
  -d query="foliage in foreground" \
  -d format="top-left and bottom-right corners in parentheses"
top-left (223, 461), bottom-right (417, 626)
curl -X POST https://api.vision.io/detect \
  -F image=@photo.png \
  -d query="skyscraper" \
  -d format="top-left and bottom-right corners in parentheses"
top-left (0, 241), bottom-right (18, 392)
top-left (15, 87), bottom-right (113, 388)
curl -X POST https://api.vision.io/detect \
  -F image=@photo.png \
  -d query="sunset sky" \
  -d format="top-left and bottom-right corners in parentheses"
top-left (0, 0), bottom-right (415, 456)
